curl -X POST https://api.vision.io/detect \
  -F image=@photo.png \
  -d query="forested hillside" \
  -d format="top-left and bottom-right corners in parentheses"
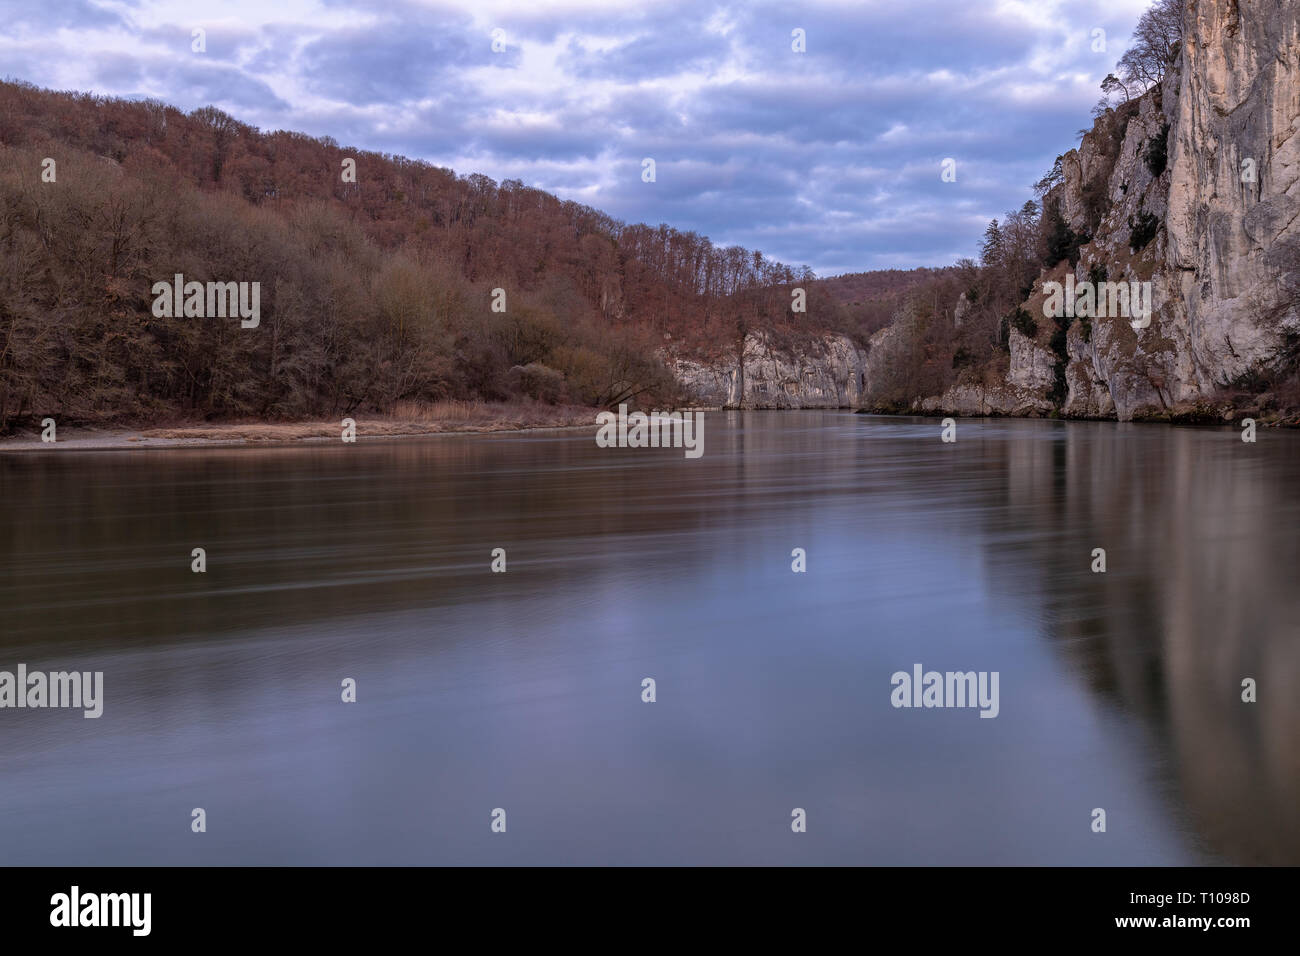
top-left (815, 267), bottom-right (956, 337)
top-left (0, 80), bottom-right (855, 430)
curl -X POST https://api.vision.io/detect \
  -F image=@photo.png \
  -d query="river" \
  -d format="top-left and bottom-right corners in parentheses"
top-left (1, 411), bottom-right (1295, 864)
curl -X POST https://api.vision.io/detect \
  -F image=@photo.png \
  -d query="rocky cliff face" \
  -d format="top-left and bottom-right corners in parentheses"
top-left (911, 327), bottom-right (1056, 417)
top-left (669, 331), bottom-right (867, 408)
top-left (1165, 0), bottom-right (1300, 395)
top-left (883, 0), bottom-right (1299, 421)
top-left (1005, 0), bottom-right (1298, 421)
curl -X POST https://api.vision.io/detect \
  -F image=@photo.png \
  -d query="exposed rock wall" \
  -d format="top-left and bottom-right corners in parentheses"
top-left (669, 331), bottom-right (867, 408)
top-left (1164, 0), bottom-right (1300, 392)
top-left (1027, 0), bottom-right (1298, 421)
top-left (1058, 85), bottom-right (1178, 419)
top-left (917, 382), bottom-right (1054, 418)
top-left (853, 0), bottom-right (1299, 421)
top-left (918, 328), bottom-right (1058, 417)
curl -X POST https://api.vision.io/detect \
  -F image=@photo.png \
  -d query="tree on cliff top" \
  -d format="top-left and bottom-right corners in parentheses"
top-left (1116, 0), bottom-right (1185, 91)
top-left (1089, 1), bottom-right (1184, 132)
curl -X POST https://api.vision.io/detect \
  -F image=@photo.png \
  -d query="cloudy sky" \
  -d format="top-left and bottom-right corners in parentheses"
top-left (1, 0), bottom-right (1154, 275)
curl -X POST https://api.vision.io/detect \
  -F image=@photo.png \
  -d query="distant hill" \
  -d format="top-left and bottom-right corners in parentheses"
top-left (815, 267), bottom-right (959, 336)
top-left (816, 267), bottom-right (956, 306)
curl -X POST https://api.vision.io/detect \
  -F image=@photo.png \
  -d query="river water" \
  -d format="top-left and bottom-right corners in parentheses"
top-left (1, 412), bottom-right (1295, 864)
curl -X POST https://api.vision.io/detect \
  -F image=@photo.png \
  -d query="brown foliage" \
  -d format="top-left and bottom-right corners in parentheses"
top-left (0, 80), bottom-right (829, 430)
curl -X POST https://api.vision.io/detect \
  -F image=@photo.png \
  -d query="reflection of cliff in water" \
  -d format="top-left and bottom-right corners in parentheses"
top-left (2, 414), bottom-right (1293, 864)
top-left (979, 421), bottom-right (1300, 865)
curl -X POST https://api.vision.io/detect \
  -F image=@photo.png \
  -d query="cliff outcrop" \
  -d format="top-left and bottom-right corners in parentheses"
top-left (995, 0), bottom-right (1299, 421)
top-left (668, 331), bottom-right (867, 408)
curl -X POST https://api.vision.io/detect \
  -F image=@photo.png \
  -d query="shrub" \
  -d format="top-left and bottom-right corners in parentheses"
top-left (1129, 210), bottom-right (1161, 251)
top-left (1009, 308), bottom-right (1038, 339)
top-left (1048, 325), bottom-right (1070, 409)
top-left (1144, 124), bottom-right (1170, 177)
top-left (1081, 178), bottom-right (1109, 232)
top-left (1044, 202), bottom-right (1090, 267)
top-left (511, 363), bottom-right (567, 404)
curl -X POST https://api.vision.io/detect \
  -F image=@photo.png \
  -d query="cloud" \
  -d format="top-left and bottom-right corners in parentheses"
top-left (0, 0), bottom-right (1155, 275)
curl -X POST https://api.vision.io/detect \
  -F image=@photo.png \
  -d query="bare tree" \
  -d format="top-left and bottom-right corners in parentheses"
top-left (1116, 0), bottom-right (1185, 91)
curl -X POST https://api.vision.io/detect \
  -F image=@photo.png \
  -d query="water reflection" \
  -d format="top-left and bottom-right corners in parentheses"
top-left (0, 413), bottom-right (1294, 864)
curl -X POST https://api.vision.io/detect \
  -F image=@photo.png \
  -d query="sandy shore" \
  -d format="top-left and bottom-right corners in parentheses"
top-left (0, 409), bottom-right (599, 452)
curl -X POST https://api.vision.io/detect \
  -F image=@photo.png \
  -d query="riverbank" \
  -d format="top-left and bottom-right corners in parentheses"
top-left (0, 401), bottom-right (599, 451)
top-left (855, 401), bottom-right (1300, 427)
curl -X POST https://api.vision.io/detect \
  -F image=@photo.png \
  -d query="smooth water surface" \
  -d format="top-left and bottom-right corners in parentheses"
top-left (1, 412), bottom-right (1296, 864)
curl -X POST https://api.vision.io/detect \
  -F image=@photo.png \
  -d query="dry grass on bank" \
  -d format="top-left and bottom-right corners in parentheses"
top-left (0, 401), bottom-right (599, 450)
top-left (139, 401), bottom-right (597, 442)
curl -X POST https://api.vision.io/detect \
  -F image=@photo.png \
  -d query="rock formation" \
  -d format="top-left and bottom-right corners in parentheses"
top-left (993, 0), bottom-right (1298, 421)
top-left (668, 331), bottom-right (867, 408)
